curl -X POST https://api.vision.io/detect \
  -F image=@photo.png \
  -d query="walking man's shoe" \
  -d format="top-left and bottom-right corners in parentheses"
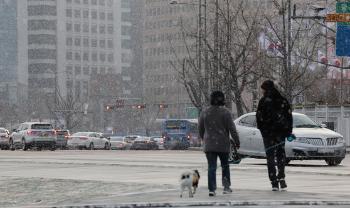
top-left (223, 187), bottom-right (233, 194)
top-left (209, 191), bottom-right (216, 197)
top-left (272, 181), bottom-right (279, 191)
top-left (279, 179), bottom-right (287, 191)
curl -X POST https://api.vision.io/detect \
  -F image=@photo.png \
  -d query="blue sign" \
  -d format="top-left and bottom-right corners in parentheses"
top-left (336, 2), bottom-right (350, 57)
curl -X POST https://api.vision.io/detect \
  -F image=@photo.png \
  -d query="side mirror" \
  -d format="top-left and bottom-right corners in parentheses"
top-left (321, 123), bottom-right (327, 128)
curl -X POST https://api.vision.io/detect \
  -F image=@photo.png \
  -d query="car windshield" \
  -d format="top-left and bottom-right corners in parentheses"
top-left (31, 124), bottom-right (53, 129)
top-left (0, 129), bottom-right (7, 133)
top-left (293, 115), bottom-right (320, 128)
top-left (110, 137), bottom-right (124, 141)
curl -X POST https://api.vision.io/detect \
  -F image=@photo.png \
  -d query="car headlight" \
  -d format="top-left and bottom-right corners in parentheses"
top-left (294, 137), bottom-right (308, 143)
top-left (337, 137), bottom-right (345, 145)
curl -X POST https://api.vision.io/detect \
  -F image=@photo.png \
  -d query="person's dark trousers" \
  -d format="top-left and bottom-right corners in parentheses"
top-left (262, 134), bottom-right (286, 183)
top-left (205, 152), bottom-right (231, 192)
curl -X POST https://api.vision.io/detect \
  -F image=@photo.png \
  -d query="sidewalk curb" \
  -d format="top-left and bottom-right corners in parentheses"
top-left (54, 200), bottom-right (350, 208)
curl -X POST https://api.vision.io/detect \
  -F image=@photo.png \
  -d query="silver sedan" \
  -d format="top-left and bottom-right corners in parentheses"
top-left (231, 112), bottom-right (347, 166)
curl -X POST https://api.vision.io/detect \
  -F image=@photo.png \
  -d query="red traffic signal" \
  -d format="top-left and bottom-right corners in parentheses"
top-left (132, 104), bottom-right (146, 109)
top-left (105, 105), bottom-right (114, 111)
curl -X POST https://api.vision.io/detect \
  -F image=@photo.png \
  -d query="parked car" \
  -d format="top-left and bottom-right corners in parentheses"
top-left (0, 128), bottom-right (10, 150)
top-left (231, 112), bottom-right (347, 166)
top-left (164, 135), bottom-right (190, 150)
top-left (124, 135), bottom-right (143, 144)
top-left (68, 132), bottom-right (111, 150)
top-left (130, 137), bottom-right (159, 150)
top-left (55, 130), bottom-right (70, 149)
top-left (10, 122), bottom-right (56, 151)
top-left (152, 137), bottom-right (164, 150)
top-left (110, 136), bottom-right (132, 150)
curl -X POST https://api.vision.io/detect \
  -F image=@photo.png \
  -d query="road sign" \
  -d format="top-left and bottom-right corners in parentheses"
top-left (336, 2), bottom-right (350, 56)
top-left (326, 13), bottom-right (350, 22)
top-left (116, 99), bottom-right (125, 108)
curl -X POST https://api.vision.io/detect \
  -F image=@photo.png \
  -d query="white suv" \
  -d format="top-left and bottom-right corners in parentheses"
top-left (10, 122), bottom-right (57, 151)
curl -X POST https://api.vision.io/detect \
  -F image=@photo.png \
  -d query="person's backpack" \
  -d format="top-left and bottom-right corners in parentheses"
top-left (274, 97), bottom-right (293, 137)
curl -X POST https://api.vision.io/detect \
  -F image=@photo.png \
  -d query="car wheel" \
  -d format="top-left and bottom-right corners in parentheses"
top-left (50, 144), bottom-right (56, 151)
top-left (89, 143), bottom-right (94, 150)
top-left (9, 139), bottom-right (15, 151)
top-left (325, 157), bottom-right (343, 166)
top-left (104, 143), bottom-right (111, 150)
top-left (21, 139), bottom-right (28, 151)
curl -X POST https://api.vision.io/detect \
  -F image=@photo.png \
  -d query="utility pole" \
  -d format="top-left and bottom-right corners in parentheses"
top-left (287, 0), bottom-right (293, 102)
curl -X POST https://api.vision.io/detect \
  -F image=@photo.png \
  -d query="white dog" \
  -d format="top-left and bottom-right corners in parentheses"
top-left (180, 170), bottom-right (200, 198)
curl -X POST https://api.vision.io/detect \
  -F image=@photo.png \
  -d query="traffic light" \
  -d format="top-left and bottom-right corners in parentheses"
top-left (137, 104), bottom-right (146, 109)
top-left (105, 105), bottom-right (114, 111)
top-left (159, 104), bottom-right (168, 109)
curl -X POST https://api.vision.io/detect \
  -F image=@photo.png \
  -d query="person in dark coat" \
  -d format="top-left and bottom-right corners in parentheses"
top-left (256, 80), bottom-right (293, 191)
top-left (198, 91), bottom-right (240, 197)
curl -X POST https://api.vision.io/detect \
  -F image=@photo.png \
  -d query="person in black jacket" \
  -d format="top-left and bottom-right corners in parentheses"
top-left (256, 80), bottom-right (293, 191)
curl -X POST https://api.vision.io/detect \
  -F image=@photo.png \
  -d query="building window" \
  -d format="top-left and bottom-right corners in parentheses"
top-left (83, 0), bottom-right (88, 4)
top-left (107, 0), bottom-right (113, 6)
top-left (92, 52), bottom-right (98, 61)
top-left (66, 23), bottom-right (72, 32)
top-left (66, 51), bottom-right (73, 60)
top-left (75, 66), bottom-right (81, 75)
top-left (83, 38), bottom-right (89, 47)
top-left (66, 37), bottom-right (73, 46)
top-left (74, 10), bottom-right (81, 18)
top-left (121, 0), bottom-right (130, 8)
top-left (66, 9), bottom-right (72, 17)
top-left (100, 67), bottom-right (105, 74)
top-left (100, 53), bottom-right (105, 62)
top-left (99, 39), bottom-right (105, 48)
top-left (66, 66), bottom-right (73, 75)
top-left (91, 66), bottom-right (98, 74)
top-left (83, 66), bottom-right (90, 75)
top-left (74, 0), bottom-right (80, 4)
top-left (107, 25), bottom-right (113, 34)
top-left (74, 24), bottom-right (81, 32)
top-left (91, 24), bottom-right (97, 33)
top-left (83, 23), bottom-right (89, 33)
top-left (67, 0), bottom-right (72, 3)
top-left (99, 12), bottom-right (105, 20)
top-left (108, 53), bottom-right (113, 63)
top-left (91, 10), bottom-right (97, 19)
top-left (83, 52), bottom-right (89, 61)
top-left (99, 25), bottom-right (106, 34)
top-left (83, 10), bottom-right (89, 18)
top-left (107, 12), bottom-right (113, 21)
top-left (74, 37), bottom-right (81, 46)
top-left (75, 52), bottom-right (81, 60)
top-left (107, 39), bottom-right (113, 48)
top-left (91, 0), bottom-right (97, 5)
top-left (91, 39), bottom-right (97, 47)
top-left (99, 0), bottom-right (105, 6)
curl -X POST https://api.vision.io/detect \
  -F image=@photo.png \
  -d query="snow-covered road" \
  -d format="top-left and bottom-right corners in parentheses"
top-left (0, 150), bottom-right (349, 207)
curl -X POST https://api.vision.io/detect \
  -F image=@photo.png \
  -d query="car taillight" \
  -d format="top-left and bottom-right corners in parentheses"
top-left (80, 137), bottom-right (88, 140)
top-left (27, 130), bottom-right (34, 136)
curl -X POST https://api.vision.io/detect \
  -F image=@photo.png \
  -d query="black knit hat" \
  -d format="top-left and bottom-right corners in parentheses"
top-left (210, 91), bottom-right (225, 106)
top-left (261, 80), bottom-right (275, 91)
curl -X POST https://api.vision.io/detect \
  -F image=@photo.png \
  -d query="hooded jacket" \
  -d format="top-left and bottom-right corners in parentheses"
top-left (256, 83), bottom-right (293, 138)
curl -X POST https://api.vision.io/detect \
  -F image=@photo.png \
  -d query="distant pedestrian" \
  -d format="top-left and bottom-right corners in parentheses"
top-left (198, 91), bottom-right (240, 197)
top-left (256, 80), bottom-right (293, 191)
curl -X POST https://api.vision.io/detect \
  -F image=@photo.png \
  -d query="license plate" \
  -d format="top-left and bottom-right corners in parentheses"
top-left (318, 148), bottom-right (335, 154)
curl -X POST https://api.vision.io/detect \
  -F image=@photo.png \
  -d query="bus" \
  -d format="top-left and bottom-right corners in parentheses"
top-left (161, 119), bottom-right (201, 149)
